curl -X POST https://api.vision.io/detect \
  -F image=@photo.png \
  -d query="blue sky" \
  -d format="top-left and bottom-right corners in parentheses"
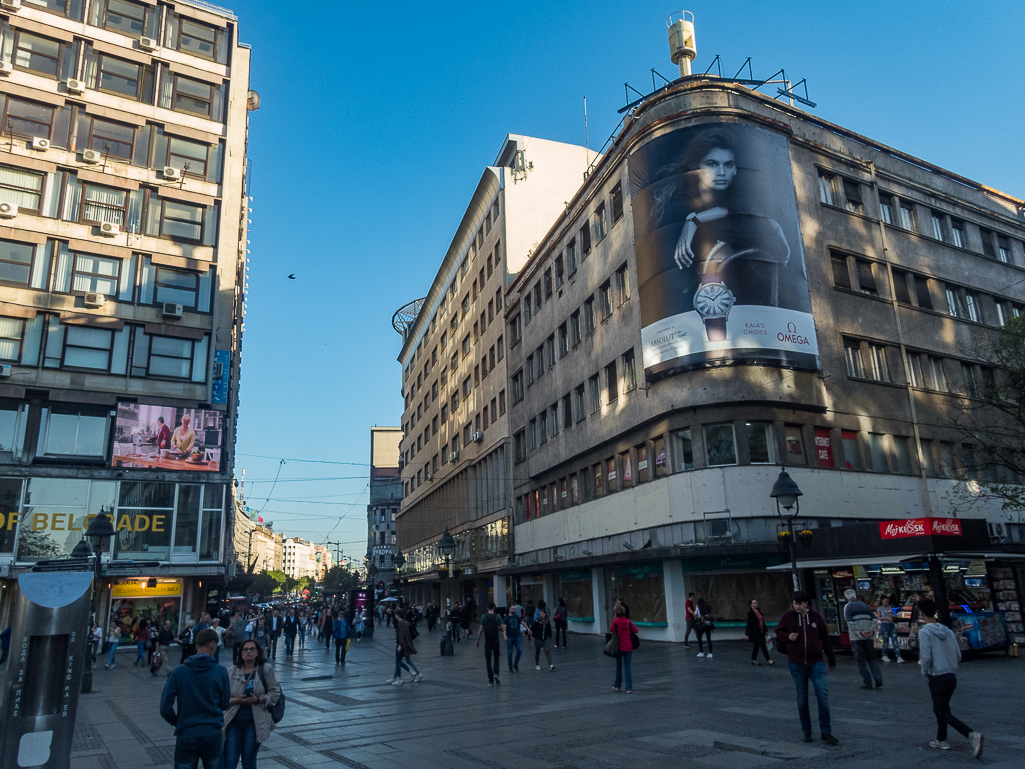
top-left (230, 0), bottom-right (1025, 562)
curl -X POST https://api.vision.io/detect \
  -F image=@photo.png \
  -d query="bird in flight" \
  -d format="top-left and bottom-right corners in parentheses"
top-left (287, 274), bottom-right (296, 280)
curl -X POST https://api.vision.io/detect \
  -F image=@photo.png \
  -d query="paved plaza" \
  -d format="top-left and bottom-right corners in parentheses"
top-left (70, 630), bottom-right (1022, 769)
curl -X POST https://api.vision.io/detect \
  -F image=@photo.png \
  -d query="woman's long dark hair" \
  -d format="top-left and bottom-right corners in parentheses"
top-left (650, 126), bottom-right (740, 226)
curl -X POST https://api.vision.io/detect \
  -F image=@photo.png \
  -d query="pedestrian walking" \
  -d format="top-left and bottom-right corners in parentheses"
top-left (105, 622), bottom-right (121, 669)
top-left (553, 598), bottom-right (568, 649)
top-left (160, 628), bottom-right (231, 769)
top-left (609, 604), bottom-right (638, 693)
top-left (503, 607), bottom-right (527, 673)
top-left (875, 595), bottom-right (904, 663)
top-left (251, 617), bottom-right (269, 659)
top-left (745, 599), bottom-right (774, 666)
top-left (282, 609), bottom-right (298, 658)
top-left (223, 639), bottom-right (281, 769)
top-left (134, 619), bottom-right (149, 666)
top-left (211, 619), bottom-right (225, 663)
top-left (694, 598), bottom-right (715, 658)
top-left (388, 609), bottom-right (422, 685)
top-left (153, 621), bottom-right (174, 675)
top-left (178, 620), bottom-right (197, 665)
top-left (353, 612), bottom-right (364, 642)
top-left (917, 598), bottom-right (984, 756)
top-left (90, 622), bottom-right (103, 668)
top-left (267, 610), bottom-right (282, 659)
top-left (776, 590), bottom-right (839, 746)
top-left (476, 602), bottom-right (503, 685)
top-left (843, 589), bottom-right (883, 690)
top-left (683, 592), bottom-right (697, 648)
top-left (531, 610), bottom-right (555, 671)
top-left (332, 612), bottom-right (349, 664)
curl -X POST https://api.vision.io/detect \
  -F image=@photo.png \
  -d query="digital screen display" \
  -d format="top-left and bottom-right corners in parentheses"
top-left (112, 403), bottom-right (223, 472)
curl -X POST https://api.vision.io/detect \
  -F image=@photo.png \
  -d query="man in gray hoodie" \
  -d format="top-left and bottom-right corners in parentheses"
top-left (917, 598), bottom-right (983, 757)
top-left (842, 589), bottom-right (882, 689)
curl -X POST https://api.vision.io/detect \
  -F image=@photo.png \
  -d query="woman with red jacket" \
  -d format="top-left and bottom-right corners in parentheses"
top-left (609, 604), bottom-right (639, 693)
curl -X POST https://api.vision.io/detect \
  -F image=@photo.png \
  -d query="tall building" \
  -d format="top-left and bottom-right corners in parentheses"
top-left (502, 59), bottom-right (1025, 646)
top-left (367, 426), bottom-right (401, 580)
top-left (0, 0), bottom-right (252, 631)
top-left (393, 135), bottom-right (592, 609)
top-left (282, 536), bottom-right (325, 581)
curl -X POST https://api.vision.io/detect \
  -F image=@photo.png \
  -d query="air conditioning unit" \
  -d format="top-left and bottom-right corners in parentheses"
top-left (448, 451), bottom-right (459, 462)
top-left (30, 137), bottom-right (51, 151)
top-left (0, 202), bottom-right (17, 219)
top-left (66, 78), bottom-right (85, 94)
top-left (0, 62), bottom-right (12, 76)
top-left (472, 431), bottom-right (483, 443)
top-left (83, 292), bottom-right (106, 308)
top-left (426, 472), bottom-right (432, 481)
top-left (988, 521), bottom-right (1007, 542)
top-left (99, 221), bottom-right (120, 236)
top-left (0, 0), bottom-right (21, 12)
top-left (82, 148), bottom-right (102, 164)
top-left (162, 166), bottom-right (181, 181)
top-left (162, 302), bottom-right (184, 319)
top-left (0, 364), bottom-right (11, 378)
top-left (139, 36), bottom-right (158, 51)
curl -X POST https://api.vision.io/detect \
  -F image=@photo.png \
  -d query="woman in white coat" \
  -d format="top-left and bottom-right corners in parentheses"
top-left (224, 639), bottom-right (281, 769)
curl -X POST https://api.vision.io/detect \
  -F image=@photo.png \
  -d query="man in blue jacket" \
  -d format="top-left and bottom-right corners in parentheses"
top-left (160, 628), bottom-right (231, 769)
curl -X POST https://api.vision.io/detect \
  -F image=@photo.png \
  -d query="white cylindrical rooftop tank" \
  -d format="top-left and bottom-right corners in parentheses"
top-left (666, 11), bottom-right (696, 77)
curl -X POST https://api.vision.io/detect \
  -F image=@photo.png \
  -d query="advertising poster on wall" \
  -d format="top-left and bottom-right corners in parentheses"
top-left (111, 403), bottom-right (222, 471)
top-left (629, 122), bottom-right (818, 378)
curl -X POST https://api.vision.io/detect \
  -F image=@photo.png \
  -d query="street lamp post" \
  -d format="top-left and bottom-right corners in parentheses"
top-left (437, 529), bottom-right (455, 655)
top-left (392, 550), bottom-right (405, 596)
top-left (80, 508), bottom-right (115, 693)
top-left (770, 469), bottom-right (804, 593)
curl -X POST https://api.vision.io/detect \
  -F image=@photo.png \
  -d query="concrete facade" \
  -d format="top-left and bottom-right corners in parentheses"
top-left (503, 79), bottom-right (1025, 643)
top-left (0, 0), bottom-right (253, 630)
top-left (367, 425), bottom-right (401, 577)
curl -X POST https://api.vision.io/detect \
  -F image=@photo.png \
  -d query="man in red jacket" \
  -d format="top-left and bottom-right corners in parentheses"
top-left (776, 591), bottom-right (839, 746)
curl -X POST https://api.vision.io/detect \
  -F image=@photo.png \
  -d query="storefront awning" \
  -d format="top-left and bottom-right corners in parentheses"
top-left (938, 552), bottom-right (1025, 561)
top-left (766, 555), bottom-right (927, 571)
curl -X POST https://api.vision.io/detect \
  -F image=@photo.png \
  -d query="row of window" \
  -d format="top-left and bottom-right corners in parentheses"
top-left (0, 163), bottom-right (219, 244)
top-left (514, 420), bottom-right (1024, 522)
top-left (0, 239), bottom-right (213, 311)
top-left (404, 389), bottom-right (507, 476)
top-left (13, 0), bottom-right (231, 64)
top-left (831, 250), bottom-right (1024, 327)
top-left (818, 169), bottom-right (1021, 266)
top-left (843, 336), bottom-right (996, 397)
top-left (512, 348), bottom-right (638, 459)
top-left (0, 313), bottom-right (208, 380)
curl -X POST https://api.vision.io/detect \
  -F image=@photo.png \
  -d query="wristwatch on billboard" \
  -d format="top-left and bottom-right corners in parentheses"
top-left (693, 269), bottom-right (735, 342)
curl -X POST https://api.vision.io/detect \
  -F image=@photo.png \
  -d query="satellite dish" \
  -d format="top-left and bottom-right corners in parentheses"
top-left (247, 90), bottom-right (261, 111)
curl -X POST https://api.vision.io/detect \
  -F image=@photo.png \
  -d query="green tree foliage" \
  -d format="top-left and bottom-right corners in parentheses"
top-left (324, 565), bottom-right (360, 594)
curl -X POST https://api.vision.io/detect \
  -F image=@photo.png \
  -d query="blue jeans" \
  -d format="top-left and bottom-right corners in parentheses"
top-left (136, 641), bottom-right (146, 664)
top-left (223, 717), bottom-right (258, 769)
top-left (614, 651), bottom-right (633, 691)
top-left (298, 628), bottom-right (306, 649)
top-left (284, 634), bottom-right (295, 656)
top-left (851, 638), bottom-right (882, 687)
top-left (879, 624), bottom-right (901, 659)
top-left (393, 649), bottom-right (413, 679)
top-left (174, 733), bottom-right (223, 769)
top-left (788, 661), bottom-right (831, 736)
top-left (106, 643), bottom-right (118, 667)
top-left (506, 636), bottom-right (522, 671)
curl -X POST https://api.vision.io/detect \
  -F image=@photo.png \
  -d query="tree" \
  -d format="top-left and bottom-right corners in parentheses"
top-left (947, 315), bottom-right (1025, 517)
top-left (249, 572), bottom-right (278, 598)
top-left (323, 565), bottom-right (360, 594)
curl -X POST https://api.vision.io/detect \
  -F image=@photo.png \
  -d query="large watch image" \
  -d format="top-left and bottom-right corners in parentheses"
top-left (693, 270), bottom-right (735, 342)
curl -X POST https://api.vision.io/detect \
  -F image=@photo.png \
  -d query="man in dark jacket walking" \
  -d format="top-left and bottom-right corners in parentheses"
top-left (282, 609), bottom-right (299, 658)
top-left (160, 628), bottom-right (231, 769)
top-left (776, 591), bottom-right (839, 746)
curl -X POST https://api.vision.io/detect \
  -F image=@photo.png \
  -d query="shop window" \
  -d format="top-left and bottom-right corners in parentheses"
top-left (37, 406), bottom-right (110, 458)
top-left (115, 481), bottom-right (174, 559)
top-left (570, 474), bottom-right (580, 504)
top-left (868, 433), bottom-right (888, 472)
top-left (672, 429), bottom-right (693, 472)
top-left (841, 430), bottom-right (862, 470)
top-left (813, 427), bottom-right (834, 468)
top-left (592, 463), bottom-right (603, 497)
top-left (746, 422), bottom-right (776, 464)
top-left (174, 484), bottom-right (201, 555)
top-left (784, 425), bottom-right (807, 465)
top-left (606, 457), bottom-right (618, 492)
top-left (636, 443), bottom-right (650, 482)
top-left (653, 436), bottom-right (667, 477)
top-left (17, 478), bottom-right (117, 561)
top-left (704, 423), bottom-right (737, 467)
top-left (609, 564), bottom-right (667, 625)
top-left (620, 450), bottom-right (633, 486)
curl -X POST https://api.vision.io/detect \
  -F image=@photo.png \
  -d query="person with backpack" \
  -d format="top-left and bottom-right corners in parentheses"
top-left (223, 638), bottom-right (281, 769)
top-left (694, 597), bottom-right (715, 658)
top-left (476, 602), bottom-right (504, 685)
top-left (503, 607), bottom-right (529, 673)
top-left (553, 598), bottom-right (568, 649)
top-left (160, 629), bottom-right (231, 769)
top-left (332, 612), bottom-right (349, 665)
top-left (917, 597), bottom-right (984, 756)
top-left (531, 610), bottom-right (555, 672)
top-left (776, 590), bottom-right (839, 746)
top-left (843, 589), bottom-right (882, 689)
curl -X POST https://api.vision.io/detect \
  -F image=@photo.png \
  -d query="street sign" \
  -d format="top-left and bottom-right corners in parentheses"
top-left (102, 569), bottom-right (141, 576)
top-left (30, 558), bottom-right (91, 572)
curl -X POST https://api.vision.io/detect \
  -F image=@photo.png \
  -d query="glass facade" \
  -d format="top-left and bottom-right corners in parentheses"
top-left (608, 563), bottom-right (668, 626)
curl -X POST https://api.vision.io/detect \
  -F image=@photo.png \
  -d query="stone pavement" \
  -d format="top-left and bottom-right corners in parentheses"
top-left (70, 629), bottom-right (1023, 769)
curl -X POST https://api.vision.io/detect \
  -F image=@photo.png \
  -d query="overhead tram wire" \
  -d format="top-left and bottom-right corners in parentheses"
top-left (237, 452), bottom-right (370, 466)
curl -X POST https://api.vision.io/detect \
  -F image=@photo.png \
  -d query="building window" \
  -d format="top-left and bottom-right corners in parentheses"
top-left (912, 275), bottom-right (933, 310)
top-left (0, 165), bottom-right (45, 214)
top-left (891, 269), bottom-right (911, 304)
top-left (535, 345), bottom-right (545, 377)
top-left (170, 75), bottom-right (217, 119)
top-left (584, 298), bottom-right (595, 334)
top-left (961, 363), bottom-right (980, 397)
top-left (747, 422), bottom-right (776, 464)
top-left (462, 334), bottom-right (471, 357)
top-left (525, 354), bottom-right (534, 385)
top-left (555, 255), bottom-right (565, 287)
top-left (511, 371), bottom-right (523, 403)
top-left (533, 282), bottom-right (542, 311)
top-left (37, 406), bottom-right (110, 457)
top-left (13, 31), bottom-right (64, 79)
top-left (528, 419), bottom-right (537, 450)
top-left (867, 344), bottom-right (891, 383)
top-left (2, 99), bottom-right (56, 141)
top-left (70, 253), bottom-right (120, 295)
top-left (64, 326), bottom-right (114, 370)
top-left (931, 211), bottom-right (945, 241)
top-left (545, 335), bottom-right (555, 369)
top-left (830, 253), bottom-right (851, 289)
top-left (997, 235), bottom-right (1011, 264)
top-left (514, 430), bottom-right (525, 461)
top-left (562, 394), bottom-right (572, 429)
top-left (928, 356), bottom-right (947, 392)
top-left (844, 339), bottom-right (865, 378)
top-left (0, 317), bottom-right (25, 362)
top-left (610, 183), bottom-right (624, 223)
top-left (615, 264), bottom-right (631, 305)
top-left (524, 294), bottom-right (532, 325)
top-left (462, 376), bottom-right (472, 397)
top-left (672, 429), bottom-right (693, 471)
top-left (0, 239), bottom-right (35, 287)
top-left (704, 423), bottom-right (737, 466)
top-left (879, 193), bottom-right (894, 225)
top-left (598, 282), bottom-right (612, 320)
top-left (588, 374), bottom-right (601, 413)
top-left (80, 184), bottom-right (128, 227)
top-left (841, 430), bottom-right (862, 470)
top-left (818, 172), bottom-right (836, 206)
top-left (980, 228), bottom-right (997, 260)
top-left (146, 335), bottom-right (197, 379)
top-left (623, 348), bottom-right (637, 391)
top-left (539, 411), bottom-right (548, 443)
top-left (159, 199), bottom-right (206, 242)
top-left (950, 219), bottom-right (966, 249)
top-left (574, 384), bottom-right (585, 422)
top-left (543, 268), bottom-right (553, 299)
top-left (79, 117), bottom-right (136, 161)
top-left (855, 259), bottom-right (878, 296)
top-left (499, 389), bottom-right (506, 415)
top-left (784, 425), bottom-right (806, 464)
top-left (868, 433), bottom-right (888, 472)
top-left (570, 311), bottom-right (581, 346)
top-left (605, 361), bottom-right (618, 403)
top-left (558, 323), bottom-right (568, 356)
top-left (594, 203), bottom-right (608, 241)
top-left (894, 436), bottom-right (913, 475)
top-left (964, 291), bottom-right (981, 323)
top-left (166, 135), bottom-right (211, 177)
top-left (497, 334), bottom-right (504, 361)
top-left (906, 352), bottom-right (925, 388)
top-left (580, 221), bottom-right (591, 257)
top-left (96, 54), bottom-right (152, 101)
top-left (566, 239), bottom-right (577, 275)
top-left (842, 178), bottom-right (864, 214)
top-left (898, 202), bottom-right (916, 231)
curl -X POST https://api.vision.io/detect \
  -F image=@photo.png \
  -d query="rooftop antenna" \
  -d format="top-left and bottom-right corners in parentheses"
top-left (583, 96), bottom-right (590, 178)
top-left (667, 11), bottom-right (697, 77)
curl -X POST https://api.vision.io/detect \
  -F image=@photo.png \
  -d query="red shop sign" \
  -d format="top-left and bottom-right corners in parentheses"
top-left (879, 517), bottom-right (963, 539)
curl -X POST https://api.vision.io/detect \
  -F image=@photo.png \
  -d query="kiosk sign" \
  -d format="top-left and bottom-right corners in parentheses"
top-left (879, 517), bottom-right (963, 539)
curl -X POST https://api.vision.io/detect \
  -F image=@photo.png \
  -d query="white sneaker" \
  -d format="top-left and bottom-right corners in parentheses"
top-left (969, 731), bottom-right (983, 758)
top-left (706, 653), bottom-right (713, 659)
top-left (928, 740), bottom-right (951, 750)
top-left (550, 665), bottom-right (555, 672)
top-left (696, 652), bottom-right (705, 657)
top-left (535, 665), bottom-right (541, 671)
top-left (413, 673), bottom-right (424, 682)
top-left (384, 677), bottom-right (396, 684)
top-left (391, 678), bottom-right (404, 686)
top-left (896, 657), bottom-right (905, 663)
top-left (881, 656), bottom-right (891, 662)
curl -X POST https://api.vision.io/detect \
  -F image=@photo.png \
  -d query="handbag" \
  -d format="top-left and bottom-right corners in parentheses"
top-left (630, 630), bottom-right (641, 650)
top-left (258, 665), bottom-right (286, 724)
top-left (603, 632), bottom-right (620, 657)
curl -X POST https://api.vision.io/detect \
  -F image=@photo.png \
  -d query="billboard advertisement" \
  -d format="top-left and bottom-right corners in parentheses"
top-left (629, 122), bottom-right (818, 377)
top-left (111, 403), bottom-right (222, 472)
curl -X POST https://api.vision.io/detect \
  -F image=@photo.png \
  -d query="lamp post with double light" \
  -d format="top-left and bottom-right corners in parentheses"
top-left (770, 469), bottom-right (805, 593)
top-left (78, 507), bottom-right (115, 693)
top-left (437, 529), bottom-right (455, 654)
